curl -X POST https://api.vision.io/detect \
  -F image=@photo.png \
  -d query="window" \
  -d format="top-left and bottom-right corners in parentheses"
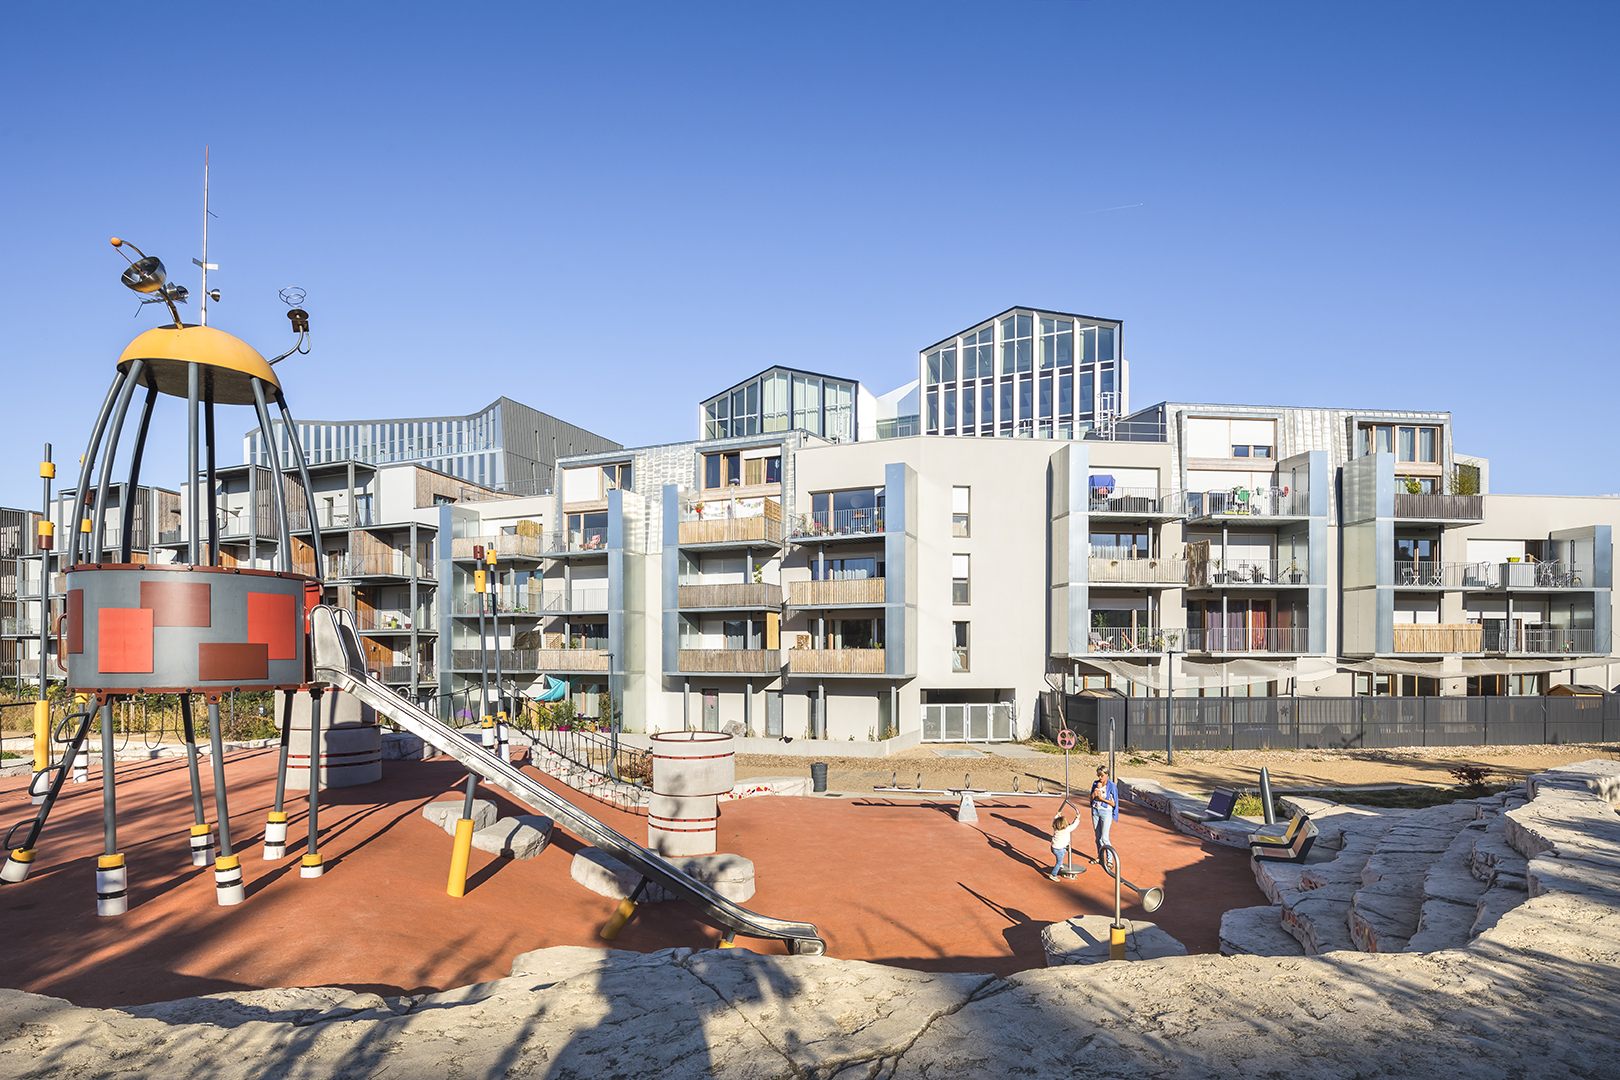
top-left (961, 383), bottom-right (975, 432)
top-left (1079, 371), bottom-right (1094, 416)
top-left (952, 621), bottom-right (970, 671)
top-left (1039, 318), bottom-right (1072, 370)
top-left (952, 487), bottom-right (970, 537)
top-left (943, 387), bottom-right (956, 434)
top-left (834, 618), bottom-right (883, 649)
top-left (703, 452), bottom-right (741, 490)
top-left (1232, 445), bottom-right (1250, 457)
top-left (1398, 426), bottom-right (1416, 462)
top-left (952, 554), bottom-right (970, 604)
top-left (601, 462), bottom-right (633, 493)
top-left (998, 379), bottom-right (1013, 435)
top-left (792, 374), bottom-right (822, 436)
top-left (940, 348), bottom-right (956, 383)
top-left (813, 556), bottom-right (882, 581)
top-left (926, 390), bottom-right (939, 435)
top-left (1000, 313), bottom-right (1033, 373)
top-left (1419, 427), bottom-right (1438, 463)
top-left (980, 383), bottom-right (994, 435)
top-left (743, 455), bottom-right (781, 486)
top-left (825, 381), bottom-right (855, 441)
top-left (926, 350), bottom-right (942, 385)
top-left (1252, 446), bottom-right (1272, 459)
top-left (762, 372), bottom-right (790, 433)
top-left (962, 326), bottom-right (994, 379)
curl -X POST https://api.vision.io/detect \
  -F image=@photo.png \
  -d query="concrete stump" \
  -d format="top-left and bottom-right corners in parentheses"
top-left (275, 689), bottom-right (381, 789)
top-left (1042, 915), bottom-right (1188, 966)
top-left (471, 815), bottom-right (554, 859)
top-left (570, 849), bottom-right (757, 903)
top-left (421, 799), bottom-right (497, 834)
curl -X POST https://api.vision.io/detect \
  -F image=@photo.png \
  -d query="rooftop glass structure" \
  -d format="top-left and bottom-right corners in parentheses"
top-left (700, 367), bottom-right (861, 441)
top-left (920, 307), bottom-right (1125, 440)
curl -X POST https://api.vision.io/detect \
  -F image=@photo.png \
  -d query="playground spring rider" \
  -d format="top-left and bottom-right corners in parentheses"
top-left (1, 237), bottom-right (328, 914)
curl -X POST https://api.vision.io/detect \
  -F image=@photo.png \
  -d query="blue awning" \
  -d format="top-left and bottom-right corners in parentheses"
top-left (1090, 474), bottom-right (1116, 488)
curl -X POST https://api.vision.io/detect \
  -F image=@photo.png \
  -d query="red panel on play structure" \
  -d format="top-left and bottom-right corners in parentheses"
top-left (97, 608), bottom-right (154, 673)
top-left (140, 581), bottom-right (211, 626)
top-left (247, 592), bottom-right (298, 660)
top-left (198, 642), bottom-right (270, 681)
top-left (67, 589), bottom-right (84, 654)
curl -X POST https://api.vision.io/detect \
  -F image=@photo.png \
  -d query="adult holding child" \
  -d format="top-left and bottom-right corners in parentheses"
top-left (1090, 765), bottom-right (1119, 856)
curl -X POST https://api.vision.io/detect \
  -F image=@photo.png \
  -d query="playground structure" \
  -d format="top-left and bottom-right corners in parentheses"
top-left (0, 237), bottom-right (826, 956)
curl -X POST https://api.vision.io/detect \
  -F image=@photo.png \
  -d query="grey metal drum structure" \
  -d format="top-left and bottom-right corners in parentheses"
top-left (0, 235), bottom-right (329, 913)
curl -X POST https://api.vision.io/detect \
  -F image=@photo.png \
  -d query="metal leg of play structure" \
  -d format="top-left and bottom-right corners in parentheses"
top-left (206, 698), bottom-right (244, 905)
top-left (265, 692), bottom-right (294, 859)
top-left (302, 689), bottom-right (325, 878)
top-left (96, 699), bottom-right (128, 916)
top-left (179, 696), bottom-right (214, 867)
top-left (2, 706), bottom-right (95, 885)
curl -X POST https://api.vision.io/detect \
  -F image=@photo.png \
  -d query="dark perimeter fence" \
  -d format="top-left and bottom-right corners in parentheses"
top-left (1040, 692), bottom-right (1620, 752)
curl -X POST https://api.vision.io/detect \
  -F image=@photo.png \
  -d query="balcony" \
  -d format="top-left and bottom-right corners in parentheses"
top-left (1497, 627), bottom-right (1607, 655)
top-left (677, 648), bottom-right (780, 674)
top-left (788, 577), bottom-right (886, 607)
top-left (1087, 488), bottom-right (1184, 518)
top-left (1393, 493), bottom-right (1484, 522)
top-left (1186, 627), bottom-right (1310, 654)
top-left (786, 648), bottom-right (886, 675)
top-left (452, 533), bottom-right (546, 561)
top-left (1086, 627), bottom-right (1184, 654)
top-left (1498, 561), bottom-right (1588, 590)
top-left (678, 498), bottom-right (783, 548)
top-left (217, 512), bottom-right (278, 541)
top-left (1392, 623), bottom-right (1484, 654)
top-left (788, 507), bottom-right (884, 544)
top-left (327, 553), bottom-right (422, 579)
top-left (1, 619), bottom-right (40, 636)
top-left (1185, 488), bottom-right (1308, 522)
top-left (677, 583), bottom-right (782, 610)
top-left (355, 609), bottom-right (423, 632)
top-left (1189, 559), bottom-right (1309, 588)
top-left (451, 648), bottom-right (609, 673)
top-left (1089, 556), bottom-right (1188, 586)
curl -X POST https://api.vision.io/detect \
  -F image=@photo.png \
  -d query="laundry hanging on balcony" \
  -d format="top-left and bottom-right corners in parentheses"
top-left (1089, 474), bottom-right (1115, 494)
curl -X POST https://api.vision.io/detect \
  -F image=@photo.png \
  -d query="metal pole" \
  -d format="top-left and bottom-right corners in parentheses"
top-left (179, 695), bottom-right (207, 826)
top-left (68, 373), bottom-right (126, 566)
top-left (250, 380), bottom-right (292, 572)
top-left (205, 699), bottom-right (233, 857)
top-left (303, 689), bottom-right (324, 876)
top-left (186, 363), bottom-right (200, 565)
top-left (274, 391), bottom-right (325, 579)
top-left (205, 396), bottom-right (219, 567)
top-left (37, 444), bottom-right (52, 702)
top-left (1166, 649), bottom-right (1175, 766)
top-left (264, 690), bottom-right (294, 859)
top-left (120, 383), bottom-right (158, 562)
top-left (91, 361), bottom-right (143, 561)
top-left (100, 700), bottom-right (116, 854)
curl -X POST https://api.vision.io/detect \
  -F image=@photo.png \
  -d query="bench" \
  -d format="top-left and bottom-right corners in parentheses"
top-left (1179, 788), bottom-right (1237, 823)
top-left (1250, 815), bottom-right (1317, 863)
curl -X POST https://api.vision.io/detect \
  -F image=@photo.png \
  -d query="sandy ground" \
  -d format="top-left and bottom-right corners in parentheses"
top-left (734, 741), bottom-right (1620, 795)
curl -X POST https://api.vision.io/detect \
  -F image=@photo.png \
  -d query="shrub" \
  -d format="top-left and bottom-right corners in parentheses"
top-left (1449, 763), bottom-right (1492, 790)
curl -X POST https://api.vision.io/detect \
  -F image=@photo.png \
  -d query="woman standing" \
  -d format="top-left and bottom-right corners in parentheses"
top-left (1090, 765), bottom-right (1119, 856)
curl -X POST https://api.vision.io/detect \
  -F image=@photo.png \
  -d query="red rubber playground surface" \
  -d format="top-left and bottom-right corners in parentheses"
top-left (0, 749), bottom-right (1264, 1007)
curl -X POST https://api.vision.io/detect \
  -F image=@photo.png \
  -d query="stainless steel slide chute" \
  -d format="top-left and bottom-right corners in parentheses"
top-left (307, 605), bottom-right (826, 956)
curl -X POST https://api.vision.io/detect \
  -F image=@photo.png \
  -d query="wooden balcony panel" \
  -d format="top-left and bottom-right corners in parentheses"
top-left (677, 648), bottom-right (780, 674)
top-left (786, 648), bottom-right (887, 675)
top-left (677, 583), bottom-right (782, 609)
top-left (1088, 558), bottom-right (1188, 586)
top-left (1392, 623), bottom-right (1483, 653)
top-left (788, 577), bottom-right (886, 606)
top-left (677, 517), bottom-right (783, 546)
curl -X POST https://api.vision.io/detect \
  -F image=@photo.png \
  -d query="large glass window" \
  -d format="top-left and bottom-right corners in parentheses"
top-left (1081, 326), bottom-right (1096, 365)
top-left (926, 390), bottom-right (938, 435)
top-left (1059, 372), bottom-right (1072, 418)
top-left (952, 486), bottom-right (970, 537)
top-left (1000, 313), bottom-right (1033, 373)
top-left (943, 387), bottom-right (956, 434)
top-left (1080, 371), bottom-right (1094, 416)
top-left (1419, 427), bottom-right (1438, 463)
top-left (1398, 426), bottom-right (1416, 462)
top-left (998, 379), bottom-right (1013, 435)
top-left (1039, 318), bottom-right (1073, 370)
top-left (961, 384), bottom-right (975, 431)
top-left (1018, 376), bottom-right (1033, 434)
top-left (1039, 375), bottom-right (1053, 418)
top-left (940, 347), bottom-right (956, 383)
top-left (980, 383), bottom-right (995, 434)
top-left (1098, 326), bottom-right (1116, 362)
top-left (825, 381), bottom-right (855, 441)
top-left (762, 372), bottom-right (790, 433)
top-left (952, 621), bottom-right (970, 672)
top-left (792, 374), bottom-right (821, 436)
top-left (962, 326), bottom-right (994, 379)
top-left (926, 351), bottom-right (942, 385)
top-left (813, 556), bottom-right (883, 581)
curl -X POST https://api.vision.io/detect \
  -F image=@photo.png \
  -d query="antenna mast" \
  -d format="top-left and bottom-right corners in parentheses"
top-left (194, 146), bottom-right (218, 327)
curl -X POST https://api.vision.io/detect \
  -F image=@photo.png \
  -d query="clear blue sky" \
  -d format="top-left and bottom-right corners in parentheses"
top-left (1, 2), bottom-right (1615, 509)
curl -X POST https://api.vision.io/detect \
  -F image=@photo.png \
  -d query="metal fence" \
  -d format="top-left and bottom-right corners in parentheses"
top-left (1043, 692), bottom-right (1620, 752)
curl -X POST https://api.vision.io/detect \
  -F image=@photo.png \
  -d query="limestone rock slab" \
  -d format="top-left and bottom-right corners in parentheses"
top-left (568, 849), bottom-right (758, 903)
top-left (1405, 897), bottom-right (1478, 953)
top-left (1043, 915), bottom-right (1188, 965)
top-left (1219, 905), bottom-right (1305, 957)
top-left (420, 798), bottom-right (497, 834)
top-left (470, 814), bottom-right (553, 859)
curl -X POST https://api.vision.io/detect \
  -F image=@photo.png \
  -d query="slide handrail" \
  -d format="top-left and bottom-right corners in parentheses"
top-left (307, 605), bottom-right (825, 955)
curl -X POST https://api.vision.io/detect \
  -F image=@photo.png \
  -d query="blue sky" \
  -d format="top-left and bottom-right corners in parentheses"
top-left (1, 2), bottom-right (1615, 509)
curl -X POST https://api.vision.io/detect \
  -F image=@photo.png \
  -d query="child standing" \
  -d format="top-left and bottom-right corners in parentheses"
top-left (1048, 811), bottom-right (1082, 879)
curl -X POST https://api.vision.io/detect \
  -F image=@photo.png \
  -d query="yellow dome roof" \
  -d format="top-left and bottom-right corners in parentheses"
top-left (117, 324), bottom-right (280, 406)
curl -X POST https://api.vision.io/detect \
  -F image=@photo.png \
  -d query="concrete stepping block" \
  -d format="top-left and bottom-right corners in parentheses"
top-left (1280, 884), bottom-right (1357, 955)
top-left (1349, 882), bottom-right (1423, 953)
top-left (1471, 821), bottom-right (1528, 883)
top-left (471, 815), bottom-right (554, 860)
top-left (1471, 887), bottom-right (1525, 937)
top-left (1526, 855), bottom-right (1620, 900)
top-left (569, 849), bottom-right (757, 903)
top-left (1220, 906), bottom-right (1305, 957)
top-left (421, 799), bottom-right (497, 835)
top-left (1405, 897), bottom-right (1478, 953)
top-left (1043, 915), bottom-right (1187, 966)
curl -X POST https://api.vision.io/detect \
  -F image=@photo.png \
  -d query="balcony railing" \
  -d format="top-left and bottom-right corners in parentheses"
top-left (1393, 493), bottom-right (1484, 521)
top-left (678, 497), bottom-right (783, 547)
top-left (677, 648), bottom-right (780, 674)
top-left (1086, 627), bottom-right (1184, 653)
top-left (875, 415), bottom-right (922, 439)
top-left (381, 665), bottom-right (415, 683)
top-left (677, 583), bottom-right (782, 610)
top-left (1190, 559), bottom-right (1309, 588)
top-left (356, 610), bottom-right (419, 632)
top-left (789, 507), bottom-right (885, 542)
top-left (217, 512), bottom-right (279, 540)
top-left (327, 553), bottom-right (423, 578)
top-left (1087, 488), bottom-right (1183, 516)
top-left (1090, 557), bottom-right (1188, 585)
top-left (786, 648), bottom-right (886, 675)
top-left (1186, 627), bottom-right (1310, 653)
top-left (452, 533), bottom-right (546, 560)
top-left (1391, 561), bottom-right (1590, 590)
top-left (451, 648), bottom-right (609, 673)
top-left (1495, 627), bottom-right (1607, 655)
top-left (788, 577), bottom-right (886, 606)
top-left (1499, 561), bottom-right (1586, 589)
top-left (1392, 623), bottom-right (1483, 653)
top-left (1185, 488), bottom-right (1307, 519)
top-left (1, 619), bottom-right (40, 636)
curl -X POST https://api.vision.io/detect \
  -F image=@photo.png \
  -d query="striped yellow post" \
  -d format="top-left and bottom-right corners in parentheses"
top-left (599, 898), bottom-right (637, 940)
top-left (1110, 924), bottom-right (1127, 961)
top-left (32, 700), bottom-right (49, 773)
top-left (446, 818), bottom-right (475, 897)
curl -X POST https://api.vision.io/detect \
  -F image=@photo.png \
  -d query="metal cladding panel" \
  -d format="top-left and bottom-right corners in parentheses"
top-left (66, 564), bottom-right (309, 693)
top-left (883, 462), bottom-right (917, 678)
top-left (662, 484), bottom-right (679, 677)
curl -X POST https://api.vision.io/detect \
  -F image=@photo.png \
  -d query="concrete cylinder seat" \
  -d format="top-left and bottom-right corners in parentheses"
top-left (275, 689), bottom-right (382, 789)
top-left (648, 731), bottom-right (735, 856)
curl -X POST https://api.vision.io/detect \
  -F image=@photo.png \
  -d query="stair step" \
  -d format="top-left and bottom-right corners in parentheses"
top-left (1280, 882), bottom-right (1358, 955)
top-left (1220, 905), bottom-right (1305, 957)
top-left (1349, 882), bottom-right (1422, 952)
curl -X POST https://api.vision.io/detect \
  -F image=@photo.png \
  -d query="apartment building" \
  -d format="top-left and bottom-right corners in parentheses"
top-left (243, 396), bottom-right (620, 498)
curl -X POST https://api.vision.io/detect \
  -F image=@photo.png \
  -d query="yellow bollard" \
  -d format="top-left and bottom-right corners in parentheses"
top-left (599, 897), bottom-right (637, 940)
top-left (1110, 924), bottom-right (1127, 961)
top-left (446, 818), bottom-right (475, 897)
top-left (32, 700), bottom-right (49, 774)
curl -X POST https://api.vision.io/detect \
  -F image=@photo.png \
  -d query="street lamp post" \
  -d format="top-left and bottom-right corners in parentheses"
top-left (1165, 635), bottom-right (1182, 766)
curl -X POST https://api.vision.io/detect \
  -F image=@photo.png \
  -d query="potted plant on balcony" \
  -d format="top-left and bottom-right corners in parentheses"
top-left (1286, 559), bottom-right (1303, 585)
top-left (1212, 558), bottom-right (1226, 585)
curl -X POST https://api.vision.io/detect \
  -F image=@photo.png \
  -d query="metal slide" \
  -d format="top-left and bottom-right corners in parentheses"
top-left (307, 605), bottom-right (827, 956)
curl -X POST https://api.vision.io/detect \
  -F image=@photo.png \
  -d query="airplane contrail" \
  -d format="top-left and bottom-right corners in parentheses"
top-left (1082, 202), bottom-right (1144, 214)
